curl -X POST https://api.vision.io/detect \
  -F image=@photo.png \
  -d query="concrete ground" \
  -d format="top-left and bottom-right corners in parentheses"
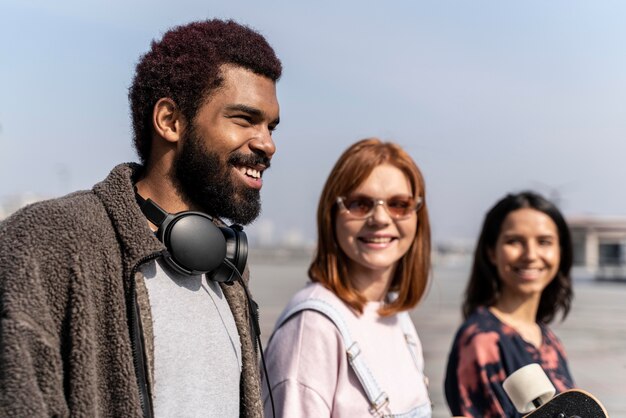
top-left (249, 252), bottom-right (626, 417)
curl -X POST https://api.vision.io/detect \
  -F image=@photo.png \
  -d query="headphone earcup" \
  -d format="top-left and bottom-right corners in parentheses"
top-left (207, 224), bottom-right (248, 283)
top-left (161, 213), bottom-right (227, 276)
top-left (135, 194), bottom-right (247, 281)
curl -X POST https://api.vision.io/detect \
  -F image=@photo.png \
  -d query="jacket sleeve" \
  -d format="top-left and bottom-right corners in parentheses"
top-left (1, 312), bottom-right (68, 417)
top-left (445, 329), bottom-right (517, 418)
top-left (0, 219), bottom-right (69, 417)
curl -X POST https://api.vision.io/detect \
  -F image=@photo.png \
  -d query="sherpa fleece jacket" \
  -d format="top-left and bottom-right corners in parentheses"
top-left (0, 163), bottom-right (264, 417)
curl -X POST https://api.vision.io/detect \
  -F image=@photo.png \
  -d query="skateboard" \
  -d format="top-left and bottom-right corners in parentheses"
top-left (503, 363), bottom-right (609, 418)
top-left (523, 389), bottom-right (608, 417)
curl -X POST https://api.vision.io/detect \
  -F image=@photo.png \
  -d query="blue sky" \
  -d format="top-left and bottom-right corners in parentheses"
top-left (2, 1), bottom-right (626, 245)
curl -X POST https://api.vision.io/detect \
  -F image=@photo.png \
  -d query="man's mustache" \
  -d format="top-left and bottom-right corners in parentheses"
top-left (228, 152), bottom-right (271, 170)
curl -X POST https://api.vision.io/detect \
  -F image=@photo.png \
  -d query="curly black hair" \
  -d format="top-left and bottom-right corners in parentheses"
top-left (128, 19), bottom-right (282, 164)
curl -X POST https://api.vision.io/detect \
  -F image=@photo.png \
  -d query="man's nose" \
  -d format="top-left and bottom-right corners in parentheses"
top-left (250, 128), bottom-right (276, 159)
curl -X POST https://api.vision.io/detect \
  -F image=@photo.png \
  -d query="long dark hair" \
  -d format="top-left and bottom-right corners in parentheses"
top-left (462, 191), bottom-right (573, 324)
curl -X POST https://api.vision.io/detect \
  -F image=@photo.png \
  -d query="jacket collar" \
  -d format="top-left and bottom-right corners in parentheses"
top-left (92, 163), bottom-right (165, 271)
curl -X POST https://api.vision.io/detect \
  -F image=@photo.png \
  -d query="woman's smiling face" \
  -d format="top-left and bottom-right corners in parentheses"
top-left (335, 163), bottom-right (418, 278)
top-left (489, 208), bottom-right (561, 300)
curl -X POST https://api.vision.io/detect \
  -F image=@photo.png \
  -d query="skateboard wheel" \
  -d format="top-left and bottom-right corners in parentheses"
top-left (503, 363), bottom-right (556, 413)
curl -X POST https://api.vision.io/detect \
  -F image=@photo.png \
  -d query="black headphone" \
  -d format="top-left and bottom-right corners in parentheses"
top-left (136, 191), bottom-right (276, 417)
top-left (135, 192), bottom-right (247, 283)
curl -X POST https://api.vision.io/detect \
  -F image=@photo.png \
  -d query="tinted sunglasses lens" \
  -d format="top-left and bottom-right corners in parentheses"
top-left (345, 197), bottom-right (375, 217)
top-left (387, 197), bottom-right (415, 217)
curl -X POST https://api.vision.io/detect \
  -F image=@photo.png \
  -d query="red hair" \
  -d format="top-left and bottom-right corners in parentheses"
top-left (308, 138), bottom-right (431, 316)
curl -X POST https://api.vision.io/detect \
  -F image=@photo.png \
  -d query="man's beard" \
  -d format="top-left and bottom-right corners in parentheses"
top-left (171, 126), bottom-right (269, 225)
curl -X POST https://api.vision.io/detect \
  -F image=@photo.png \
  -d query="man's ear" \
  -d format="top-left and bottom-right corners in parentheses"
top-left (153, 98), bottom-right (184, 143)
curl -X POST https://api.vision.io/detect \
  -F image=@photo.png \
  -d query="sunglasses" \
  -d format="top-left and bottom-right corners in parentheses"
top-left (336, 195), bottom-right (423, 220)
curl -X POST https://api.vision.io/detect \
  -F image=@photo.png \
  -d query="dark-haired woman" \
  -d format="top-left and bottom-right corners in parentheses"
top-left (262, 138), bottom-right (432, 417)
top-left (444, 191), bottom-right (575, 418)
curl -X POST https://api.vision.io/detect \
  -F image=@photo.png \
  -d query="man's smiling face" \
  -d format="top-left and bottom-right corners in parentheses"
top-left (172, 64), bottom-right (280, 224)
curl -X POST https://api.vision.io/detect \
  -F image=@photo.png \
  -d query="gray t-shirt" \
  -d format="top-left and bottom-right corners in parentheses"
top-left (142, 259), bottom-right (241, 417)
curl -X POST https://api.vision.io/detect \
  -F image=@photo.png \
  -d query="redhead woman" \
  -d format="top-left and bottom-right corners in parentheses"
top-left (444, 191), bottom-right (575, 418)
top-left (262, 138), bottom-right (432, 417)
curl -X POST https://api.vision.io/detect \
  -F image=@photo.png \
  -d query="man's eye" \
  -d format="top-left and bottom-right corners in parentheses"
top-left (233, 115), bottom-right (253, 124)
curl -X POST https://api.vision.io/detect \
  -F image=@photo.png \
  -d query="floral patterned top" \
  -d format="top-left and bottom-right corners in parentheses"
top-left (444, 307), bottom-right (574, 417)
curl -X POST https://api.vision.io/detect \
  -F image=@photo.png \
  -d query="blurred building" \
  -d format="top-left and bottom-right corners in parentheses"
top-left (433, 239), bottom-right (474, 267)
top-left (569, 216), bottom-right (626, 281)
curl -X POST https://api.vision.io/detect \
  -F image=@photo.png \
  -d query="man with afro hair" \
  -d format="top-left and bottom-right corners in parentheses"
top-left (0, 19), bottom-right (281, 417)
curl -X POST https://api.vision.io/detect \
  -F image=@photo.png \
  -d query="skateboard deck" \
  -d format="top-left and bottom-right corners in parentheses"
top-left (523, 388), bottom-right (608, 418)
top-left (503, 364), bottom-right (609, 418)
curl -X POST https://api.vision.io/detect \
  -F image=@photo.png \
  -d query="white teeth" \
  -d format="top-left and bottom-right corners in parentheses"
top-left (242, 167), bottom-right (260, 179)
top-left (362, 237), bottom-right (392, 243)
top-left (515, 268), bottom-right (542, 273)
